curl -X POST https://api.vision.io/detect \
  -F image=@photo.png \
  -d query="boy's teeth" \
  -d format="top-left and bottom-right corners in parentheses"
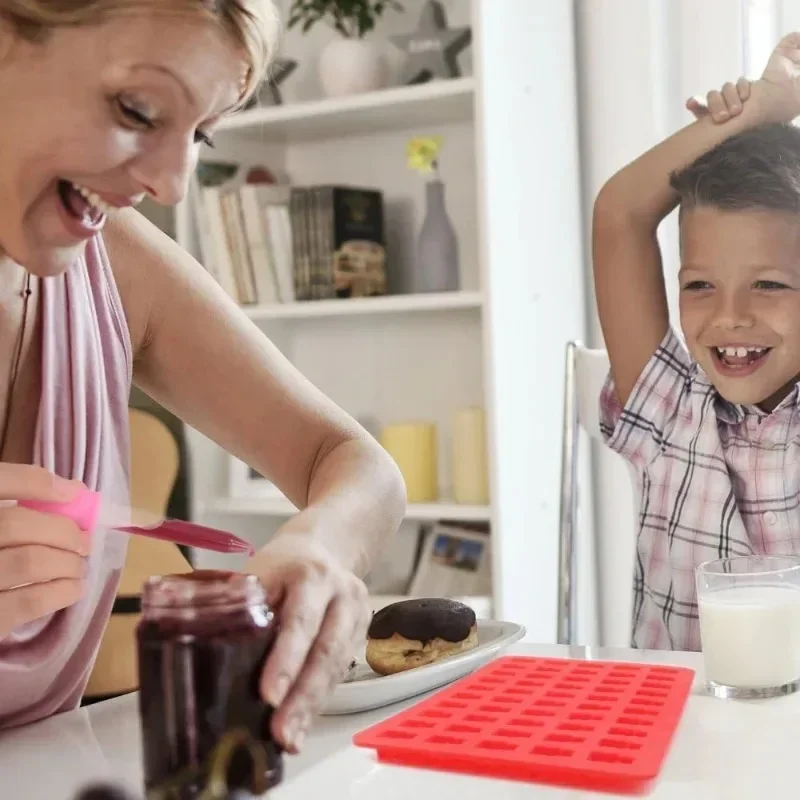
top-left (716, 346), bottom-right (767, 357)
top-left (71, 182), bottom-right (111, 215)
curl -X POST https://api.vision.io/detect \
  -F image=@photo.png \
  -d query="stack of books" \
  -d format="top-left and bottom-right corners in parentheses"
top-left (191, 169), bottom-right (388, 306)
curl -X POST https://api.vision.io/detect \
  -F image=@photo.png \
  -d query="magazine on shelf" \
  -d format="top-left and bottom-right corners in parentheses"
top-left (408, 521), bottom-right (491, 602)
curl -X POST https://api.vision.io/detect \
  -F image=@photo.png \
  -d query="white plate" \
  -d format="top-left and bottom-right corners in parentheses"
top-left (321, 619), bottom-right (526, 715)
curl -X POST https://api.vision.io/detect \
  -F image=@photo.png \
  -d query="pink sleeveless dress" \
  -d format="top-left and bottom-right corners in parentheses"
top-left (0, 235), bottom-right (131, 728)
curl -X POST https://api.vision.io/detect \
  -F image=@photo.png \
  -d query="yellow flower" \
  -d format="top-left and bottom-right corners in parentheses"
top-left (406, 135), bottom-right (443, 174)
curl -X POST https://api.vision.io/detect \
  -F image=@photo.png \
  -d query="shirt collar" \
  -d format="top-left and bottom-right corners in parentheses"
top-left (692, 363), bottom-right (800, 425)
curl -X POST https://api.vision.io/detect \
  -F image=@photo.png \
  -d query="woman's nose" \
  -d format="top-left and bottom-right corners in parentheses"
top-left (127, 139), bottom-right (196, 207)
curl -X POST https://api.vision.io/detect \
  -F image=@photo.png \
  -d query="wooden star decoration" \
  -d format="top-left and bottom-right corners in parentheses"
top-left (248, 58), bottom-right (298, 108)
top-left (389, 0), bottom-right (471, 84)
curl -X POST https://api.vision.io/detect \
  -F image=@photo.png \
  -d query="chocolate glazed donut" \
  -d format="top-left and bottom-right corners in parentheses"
top-left (366, 598), bottom-right (478, 676)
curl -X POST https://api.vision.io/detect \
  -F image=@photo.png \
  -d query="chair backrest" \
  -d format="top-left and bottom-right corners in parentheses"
top-left (129, 406), bottom-right (179, 515)
top-left (120, 407), bottom-right (190, 594)
top-left (84, 408), bottom-right (190, 701)
top-left (557, 342), bottom-right (638, 647)
top-left (574, 346), bottom-right (613, 444)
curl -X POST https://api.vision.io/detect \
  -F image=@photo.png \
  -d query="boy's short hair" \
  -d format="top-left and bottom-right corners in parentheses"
top-left (669, 123), bottom-right (800, 213)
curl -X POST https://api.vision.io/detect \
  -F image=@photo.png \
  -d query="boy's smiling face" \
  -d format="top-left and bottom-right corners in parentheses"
top-left (679, 206), bottom-right (800, 410)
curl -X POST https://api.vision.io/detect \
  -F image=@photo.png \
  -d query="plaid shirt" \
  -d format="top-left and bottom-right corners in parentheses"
top-left (600, 327), bottom-right (800, 651)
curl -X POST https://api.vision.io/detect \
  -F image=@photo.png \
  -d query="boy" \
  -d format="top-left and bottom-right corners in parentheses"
top-left (593, 33), bottom-right (800, 651)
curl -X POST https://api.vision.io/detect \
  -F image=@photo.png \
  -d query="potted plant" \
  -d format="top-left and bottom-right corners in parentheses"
top-left (288, 0), bottom-right (403, 97)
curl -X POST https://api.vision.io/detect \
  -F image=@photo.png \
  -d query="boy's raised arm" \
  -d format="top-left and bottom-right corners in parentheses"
top-left (592, 34), bottom-right (800, 406)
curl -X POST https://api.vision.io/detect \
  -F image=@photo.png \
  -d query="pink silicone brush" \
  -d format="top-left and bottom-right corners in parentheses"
top-left (19, 486), bottom-right (255, 556)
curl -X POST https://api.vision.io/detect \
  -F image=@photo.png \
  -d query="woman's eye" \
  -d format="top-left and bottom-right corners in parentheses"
top-left (117, 98), bottom-right (156, 129)
top-left (754, 280), bottom-right (789, 290)
top-left (115, 94), bottom-right (214, 147)
top-left (194, 130), bottom-right (215, 148)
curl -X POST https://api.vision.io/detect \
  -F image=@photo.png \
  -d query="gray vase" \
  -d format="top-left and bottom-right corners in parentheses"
top-left (411, 179), bottom-right (460, 293)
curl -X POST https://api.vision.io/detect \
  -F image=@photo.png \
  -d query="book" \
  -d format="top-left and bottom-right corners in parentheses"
top-left (289, 184), bottom-right (387, 301)
top-left (190, 169), bottom-right (387, 306)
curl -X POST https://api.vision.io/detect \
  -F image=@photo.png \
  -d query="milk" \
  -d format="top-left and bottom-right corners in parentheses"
top-left (699, 585), bottom-right (800, 688)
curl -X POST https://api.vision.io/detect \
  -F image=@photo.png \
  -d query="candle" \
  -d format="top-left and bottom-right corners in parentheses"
top-left (379, 422), bottom-right (438, 503)
top-left (451, 407), bottom-right (489, 505)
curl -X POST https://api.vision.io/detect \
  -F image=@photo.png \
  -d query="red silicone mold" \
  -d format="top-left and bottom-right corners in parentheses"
top-left (353, 656), bottom-right (694, 795)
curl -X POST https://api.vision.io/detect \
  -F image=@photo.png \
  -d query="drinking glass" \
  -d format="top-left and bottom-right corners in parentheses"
top-left (696, 555), bottom-right (800, 699)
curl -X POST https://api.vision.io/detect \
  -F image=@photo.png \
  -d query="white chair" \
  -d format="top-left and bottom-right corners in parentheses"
top-left (557, 341), bottom-right (638, 647)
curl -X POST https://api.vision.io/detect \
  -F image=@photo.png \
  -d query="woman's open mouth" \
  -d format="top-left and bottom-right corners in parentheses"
top-left (56, 179), bottom-right (110, 234)
top-left (711, 345), bottom-right (771, 377)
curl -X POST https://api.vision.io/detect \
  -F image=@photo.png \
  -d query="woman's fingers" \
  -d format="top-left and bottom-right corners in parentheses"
top-left (0, 505), bottom-right (88, 555)
top-left (0, 488), bottom-right (89, 633)
top-left (0, 578), bottom-right (84, 636)
top-left (0, 545), bottom-right (85, 590)
top-left (260, 578), bottom-right (330, 712)
top-left (0, 463), bottom-right (81, 502)
top-left (270, 596), bottom-right (364, 752)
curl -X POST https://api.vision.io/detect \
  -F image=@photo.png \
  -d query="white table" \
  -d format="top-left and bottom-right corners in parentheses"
top-left (0, 642), bottom-right (796, 798)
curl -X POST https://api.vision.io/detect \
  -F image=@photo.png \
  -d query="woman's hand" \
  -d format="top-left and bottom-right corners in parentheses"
top-left (246, 530), bottom-right (371, 753)
top-left (0, 464), bottom-right (87, 636)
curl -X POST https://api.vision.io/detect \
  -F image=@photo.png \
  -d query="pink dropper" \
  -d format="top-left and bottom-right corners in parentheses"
top-left (19, 486), bottom-right (255, 556)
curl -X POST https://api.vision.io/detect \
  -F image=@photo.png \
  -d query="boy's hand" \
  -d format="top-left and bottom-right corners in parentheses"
top-left (686, 78), bottom-right (751, 123)
top-left (754, 32), bottom-right (800, 123)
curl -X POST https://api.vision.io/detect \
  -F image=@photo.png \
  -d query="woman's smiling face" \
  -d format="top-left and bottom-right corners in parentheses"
top-left (0, 12), bottom-right (245, 275)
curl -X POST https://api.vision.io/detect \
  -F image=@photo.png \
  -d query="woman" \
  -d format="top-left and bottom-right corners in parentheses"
top-left (0, 0), bottom-right (406, 754)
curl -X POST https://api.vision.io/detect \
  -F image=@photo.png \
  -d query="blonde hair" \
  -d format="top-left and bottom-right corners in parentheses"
top-left (1, 0), bottom-right (279, 102)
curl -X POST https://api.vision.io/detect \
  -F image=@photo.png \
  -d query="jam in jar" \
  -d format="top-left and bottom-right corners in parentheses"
top-left (136, 570), bottom-right (282, 797)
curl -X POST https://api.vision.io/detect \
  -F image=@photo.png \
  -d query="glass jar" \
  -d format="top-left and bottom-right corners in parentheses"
top-left (136, 570), bottom-right (282, 797)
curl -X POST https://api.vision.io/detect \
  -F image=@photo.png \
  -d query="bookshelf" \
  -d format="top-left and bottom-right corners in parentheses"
top-left (218, 76), bottom-right (475, 141)
top-left (242, 289), bottom-right (483, 322)
top-left (165, 0), bottom-right (587, 644)
top-left (206, 495), bottom-right (492, 523)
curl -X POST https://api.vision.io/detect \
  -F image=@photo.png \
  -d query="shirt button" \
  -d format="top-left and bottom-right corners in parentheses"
top-left (764, 511), bottom-right (778, 526)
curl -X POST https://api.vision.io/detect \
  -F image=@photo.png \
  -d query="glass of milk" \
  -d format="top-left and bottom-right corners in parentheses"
top-left (696, 555), bottom-right (800, 699)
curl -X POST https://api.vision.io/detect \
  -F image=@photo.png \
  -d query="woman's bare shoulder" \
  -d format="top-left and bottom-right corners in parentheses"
top-left (102, 208), bottom-right (203, 361)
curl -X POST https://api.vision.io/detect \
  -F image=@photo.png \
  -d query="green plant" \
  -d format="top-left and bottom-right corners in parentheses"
top-left (288, 0), bottom-right (404, 39)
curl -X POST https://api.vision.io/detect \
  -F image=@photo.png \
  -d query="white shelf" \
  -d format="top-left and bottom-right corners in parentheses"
top-left (206, 495), bottom-right (491, 523)
top-left (242, 290), bottom-right (483, 321)
top-left (217, 77), bottom-right (475, 142)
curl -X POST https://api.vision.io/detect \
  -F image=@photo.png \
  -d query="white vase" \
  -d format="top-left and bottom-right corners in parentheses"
top-left (318, 38), bottom-right (388, 98)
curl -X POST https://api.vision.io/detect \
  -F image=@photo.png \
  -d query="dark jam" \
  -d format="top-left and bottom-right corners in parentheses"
top-left (136, 570), bottom-right (282, 798)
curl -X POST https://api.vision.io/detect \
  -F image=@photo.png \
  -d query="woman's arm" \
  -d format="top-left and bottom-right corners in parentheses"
top-left (107, 208), bottom-right (406, 576)
top-left (108, 208), bottom-right (406, 751)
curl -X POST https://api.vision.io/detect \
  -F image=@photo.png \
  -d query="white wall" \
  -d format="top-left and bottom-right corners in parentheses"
top-left (474, 0), bottom-right (587, 641)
